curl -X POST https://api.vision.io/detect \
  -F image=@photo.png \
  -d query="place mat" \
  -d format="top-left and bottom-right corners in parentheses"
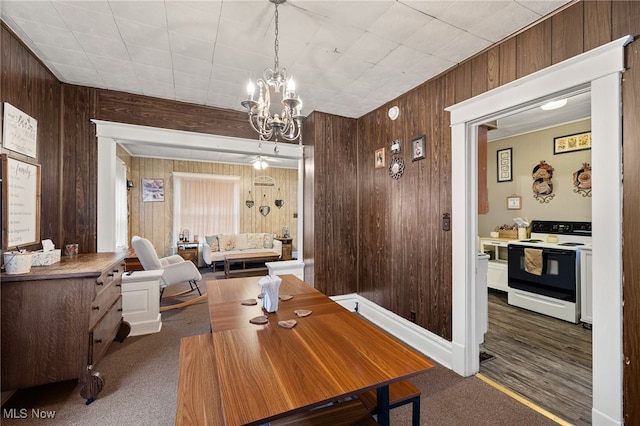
top-left (249, 315), bottom-right (269, 325)
top-left (241, 299), bottom-right (257, 306)
top-left (294, 309), bottom-right (312, 317)
top-left (279, 294), bottom-right (293, 301)
top-left (278, 319), bottom-right (297, 329)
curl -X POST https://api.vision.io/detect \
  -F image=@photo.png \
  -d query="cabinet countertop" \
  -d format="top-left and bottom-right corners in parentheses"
top-left (1, 251), bottom-right (128, 282)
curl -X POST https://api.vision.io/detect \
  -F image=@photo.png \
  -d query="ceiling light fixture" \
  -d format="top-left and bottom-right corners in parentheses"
top-left (253, 157), bottom-right (269, 170)
top-left (540, 98), bottom-right (568, 110)
top-left (241, 0), bottom-right (303, 142)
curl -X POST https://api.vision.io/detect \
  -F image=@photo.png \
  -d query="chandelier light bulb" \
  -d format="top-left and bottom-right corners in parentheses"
top-left (247, 80), bottom-right (255, 98)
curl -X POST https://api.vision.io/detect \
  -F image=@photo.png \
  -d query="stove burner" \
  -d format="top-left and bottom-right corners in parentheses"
top-left (518, 239), bottom-right (543, 243)
top-left (557, 242), bottom-right (585, 246)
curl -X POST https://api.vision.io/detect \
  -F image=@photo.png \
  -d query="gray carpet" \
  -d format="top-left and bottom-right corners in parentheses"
top-left (1, 272), bottom-right (559, 425)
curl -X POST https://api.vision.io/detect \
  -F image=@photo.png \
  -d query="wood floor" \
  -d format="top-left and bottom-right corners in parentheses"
top-left (480, 290), bottom-right (592, 425)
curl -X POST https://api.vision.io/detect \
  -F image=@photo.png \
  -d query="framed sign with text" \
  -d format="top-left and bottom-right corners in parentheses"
top-left (2, 103), bottom-right (38, 158)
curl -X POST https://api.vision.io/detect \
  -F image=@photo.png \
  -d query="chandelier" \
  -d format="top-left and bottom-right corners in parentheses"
top-left (241, 0), bottom-right (303, 142)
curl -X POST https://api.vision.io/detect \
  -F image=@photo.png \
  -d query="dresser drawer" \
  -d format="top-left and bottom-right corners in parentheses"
top-left (94, 262), bottom-right (124, 298)
top-left (89, 275), bottom-right (122, 330)
top-left (88, 297), bottom-right (122, 365)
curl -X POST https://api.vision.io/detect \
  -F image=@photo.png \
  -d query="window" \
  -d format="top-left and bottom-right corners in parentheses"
top-left (173, 173), bottom-right (239, 244)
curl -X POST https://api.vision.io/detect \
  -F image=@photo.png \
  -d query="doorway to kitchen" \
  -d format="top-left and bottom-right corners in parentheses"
top-left (447, 35), bottom-right (632, 425)
top-left (476, 94), bottom-right (593, 424)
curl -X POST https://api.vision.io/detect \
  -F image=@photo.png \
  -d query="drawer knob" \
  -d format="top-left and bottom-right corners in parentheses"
top-left (96, 281), bottom-right (104, 286)
top-left (107, 273), bottom-right (114, 277)
top-left (92, 306), bottom-right (100, 311)
top-left (95, 338), bottom-right (102, 344)
top-left (113, 269), bottom-right (120, 273)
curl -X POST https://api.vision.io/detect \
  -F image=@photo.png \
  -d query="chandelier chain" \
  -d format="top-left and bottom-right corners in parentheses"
top-left (273, 3), bottom-right (280, 73)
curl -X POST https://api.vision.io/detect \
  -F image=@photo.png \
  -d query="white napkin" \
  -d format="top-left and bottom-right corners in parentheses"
top-left (257, 275), bottom-right (282, 313)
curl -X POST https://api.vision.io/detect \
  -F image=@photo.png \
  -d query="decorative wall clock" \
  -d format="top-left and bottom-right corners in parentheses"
top-left (389, 157), bottom-right (405, 179)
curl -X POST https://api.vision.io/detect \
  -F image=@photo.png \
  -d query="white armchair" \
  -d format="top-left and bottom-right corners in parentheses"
top-left (131, 236), bottom-right (206, 311)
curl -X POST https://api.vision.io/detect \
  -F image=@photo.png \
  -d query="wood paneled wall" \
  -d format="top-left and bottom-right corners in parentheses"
top-left (2, 2), bottom-right (640, 421)
top-left (127, 157), bottom-right (298, 258)
top-left (303, 111), bottom-right (358, 295)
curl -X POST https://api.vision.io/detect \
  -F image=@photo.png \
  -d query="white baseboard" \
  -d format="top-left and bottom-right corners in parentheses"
top-left (592, 408), bottom-right (623, 426)
top-left (331, 293), bottom-right (453, 370)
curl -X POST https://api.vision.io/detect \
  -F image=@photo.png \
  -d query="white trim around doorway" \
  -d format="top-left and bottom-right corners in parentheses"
top-left (446, 35), bottom-right (633, 426)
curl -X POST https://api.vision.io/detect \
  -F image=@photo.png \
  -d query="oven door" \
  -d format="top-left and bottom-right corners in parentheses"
top-left (507, 244), bottom-right (577, 302)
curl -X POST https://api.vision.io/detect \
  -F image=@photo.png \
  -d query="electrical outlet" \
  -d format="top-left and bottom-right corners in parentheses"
top-left (293, 213), bottom-right (298, 218)
top-left (410, 311), bottom-right (416, 322)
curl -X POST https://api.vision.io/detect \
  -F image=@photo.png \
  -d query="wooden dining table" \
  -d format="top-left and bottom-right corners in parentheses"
top-left (206, 274), bottom-right (434, 426)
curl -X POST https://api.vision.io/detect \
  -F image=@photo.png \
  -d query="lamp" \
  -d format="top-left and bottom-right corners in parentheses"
top-left (241, 0), bottom-right (303, 142)
top-left (540, 98), bottom-right (567, 110)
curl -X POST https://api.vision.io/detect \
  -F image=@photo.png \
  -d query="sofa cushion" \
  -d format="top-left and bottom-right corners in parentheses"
top-left (247, 233), bottom-right (264, 249)
top-left (205, 235), bottom-right (219, 251)
top-left (235, 233), bottom-right (249, 250)
top-left (263, 233), bottom-right (274, 249)
top-left (218, 234), bottom-right (237, 251)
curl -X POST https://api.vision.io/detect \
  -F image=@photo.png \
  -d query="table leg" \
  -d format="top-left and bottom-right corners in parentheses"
top-left (376, 384), bottom-right (390, 426)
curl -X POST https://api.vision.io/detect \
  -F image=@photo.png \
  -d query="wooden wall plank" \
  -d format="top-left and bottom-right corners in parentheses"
top-left (516, 19), bottom-right (552, 78)
top-left (499, 37), bottom-right (517, 86)
top-left (583, 1), bottom-right (612, 51)
top-left (471, 53), bottom-right (488, 97)
top-left (551, 2), bottom-right (585, 64)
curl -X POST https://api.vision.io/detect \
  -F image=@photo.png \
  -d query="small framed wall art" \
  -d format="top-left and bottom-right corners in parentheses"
top-left (411, 135), bottom-right (425, 161)
top-left (553, 131), bottom-right (591, 155)
top-left (390, 139), bottom-right (401, 154)
top-left (506, 195), bottom-right (522, 210)
top-left (142, 178), bottom-right (165, 202)
top-left (375, 148), bottom-right (386, 169)
top-left (497, 147), bottom-right (513, 182)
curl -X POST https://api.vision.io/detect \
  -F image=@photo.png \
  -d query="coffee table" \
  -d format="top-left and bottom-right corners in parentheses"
top-left (223, 252), bottom-right (280, 278)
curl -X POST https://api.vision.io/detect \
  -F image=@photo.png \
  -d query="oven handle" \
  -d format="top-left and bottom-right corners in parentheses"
top-left (508, 245), bottom-right (575, 256)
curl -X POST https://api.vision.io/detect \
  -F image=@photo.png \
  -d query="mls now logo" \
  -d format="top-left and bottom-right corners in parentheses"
top-left (3, 408), bottom-right (56, 419)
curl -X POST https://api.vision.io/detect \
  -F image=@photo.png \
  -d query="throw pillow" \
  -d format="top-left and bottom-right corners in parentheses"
top-left (247, 233), bottom-right (264, 249)
top-left (218, 234), bottom-right (237, 251)
top-left (205, 235), bottom-right (219, 251)
top-left (263, 233), bottom-right (274, 249)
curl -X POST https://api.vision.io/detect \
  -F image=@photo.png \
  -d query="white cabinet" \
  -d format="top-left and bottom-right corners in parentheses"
top-left (580, 247), bottom-right (593, 324)
top-left (479, 238), bottom-right (512, 292)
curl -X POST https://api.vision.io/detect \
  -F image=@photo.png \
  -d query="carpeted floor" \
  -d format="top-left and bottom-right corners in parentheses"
top-left (1, 272), bottom-right (559, 425)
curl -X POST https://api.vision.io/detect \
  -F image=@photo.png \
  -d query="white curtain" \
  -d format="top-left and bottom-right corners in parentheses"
top-left (173, 173), bottom-right (239, 244)
top-left (115, 160), bottom-right (128, 250)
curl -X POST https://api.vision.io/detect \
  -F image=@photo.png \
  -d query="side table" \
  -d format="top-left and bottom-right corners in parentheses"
top-left (177, 241), bottom-right (199, 266)
top-left (277, 237), bottom-right (293, 260)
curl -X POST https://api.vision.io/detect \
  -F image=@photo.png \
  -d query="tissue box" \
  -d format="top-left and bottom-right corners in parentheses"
top-left (31, 249), bottom-right (61, 266)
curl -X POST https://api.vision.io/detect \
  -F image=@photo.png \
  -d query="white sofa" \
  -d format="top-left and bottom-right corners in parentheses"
top-left (202, 233), bottom-right (282, 269)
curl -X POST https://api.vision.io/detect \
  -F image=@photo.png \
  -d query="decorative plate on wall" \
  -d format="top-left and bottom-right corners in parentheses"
top-left (389, 157), bottom-right (405, 179)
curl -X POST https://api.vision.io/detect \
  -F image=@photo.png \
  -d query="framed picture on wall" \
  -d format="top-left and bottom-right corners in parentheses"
top-left (375, 148), bottom-right (385, 168)
top-left (553, 131), bottom-right (591, 154)
top-left (411, 135), bottom-right (426, 162)
top-left (142, 178), bottom-right (165, 202)
top-left (497, 147), bottom-right (513, 182)
top-left (506, 195), bottom-right (522, 210)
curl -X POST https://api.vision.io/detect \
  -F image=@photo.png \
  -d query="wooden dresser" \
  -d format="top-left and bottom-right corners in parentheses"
top-left (1, 252), bottom-right (129, 402)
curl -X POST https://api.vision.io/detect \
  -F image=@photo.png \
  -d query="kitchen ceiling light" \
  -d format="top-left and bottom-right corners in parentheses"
top-left (388, 106), bottom-right (399, 120)
top-left (540, 99), bottom-right (568, 110)
top-left (253, 158), bottom-right (269, 170)
top-left (241, 0), bottom-right (302, 142)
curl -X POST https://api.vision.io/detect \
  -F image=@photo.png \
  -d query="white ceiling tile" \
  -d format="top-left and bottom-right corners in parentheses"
top-left (434, 31), bottom-right (492, 63)
top-left (437, 1), bottom-right (514, 30)
top-left (34, 43), bottom-right (90, 68)
top-left (517, 0), bottom-right (569, 16)
top-left (48, 62), bottom-right (102, 86)
top-left (9, 17), bottom-right (82, 50)
top-left (169, 32), bottom-right (215, 63)
top-left (401, 1), bottom-right (458, 18)
top-left (109, 1), bottom-right (168, 28)
top-left (140, 80), bottom-right (176, 99)
top-left (345, 32), bottom-right (398, 64)
top-left (115, 16), bottom-right (170, 52)
top-left (174, 71), bottom-right (209, 90)
top-left (367, 2), bottom-right (434, 44)
top-left (127, 44), bottom-right (173, 69)
top-left (378, 45), bottom-right (429, 72)
top-left (293, 0), bottom-right (394, 31)
top-left (88, 55), bottom-right (137, 78)
top-left (57, 1), bottom-right (113, 15)
top-left (166, 1), bottom-right (219, 42)
top-left (52, 2), bottom-right (121, 40)
top-left (175, 86), bottom-right (207, 104)
top-left (1, 1), bottom-right (67, 29)
top-left (77, 34), bottom-right (130, 61)
top-left (133, 63), bottom-right (174, 86)
top-left (404, 18), bottom-right (467, 55)
top-left (469, 2), bottom-right (540, 42)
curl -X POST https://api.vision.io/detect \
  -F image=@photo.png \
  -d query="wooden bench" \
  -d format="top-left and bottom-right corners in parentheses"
top-left (176, 334), bottom-right (378, 426)
top-left (357, 380), bottom-right (421, 426)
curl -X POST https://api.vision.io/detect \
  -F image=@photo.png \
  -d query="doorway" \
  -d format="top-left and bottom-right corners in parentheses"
top-left (447, 36), bottom-right (632, 425)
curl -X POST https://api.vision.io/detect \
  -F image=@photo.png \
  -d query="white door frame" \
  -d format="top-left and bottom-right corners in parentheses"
top-left (446, 35), bottom-right (633, 426)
